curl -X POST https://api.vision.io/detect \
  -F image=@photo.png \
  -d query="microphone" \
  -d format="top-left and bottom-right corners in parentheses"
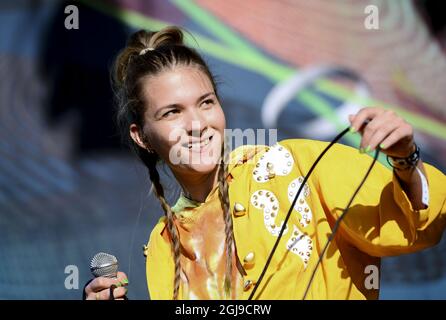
top-left (88, 252), bottom-right (126, 300)
top-left (90, 252), bottom-right (118, 278)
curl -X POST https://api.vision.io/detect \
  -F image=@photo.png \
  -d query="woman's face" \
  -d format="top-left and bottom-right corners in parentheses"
top-left (131, 65), bottom-right (226, 176)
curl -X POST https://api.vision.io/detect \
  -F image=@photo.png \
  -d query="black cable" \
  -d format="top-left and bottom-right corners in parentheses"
top-left (302, 146), bottom-right (380, 299)
top-left (248, 122), bottom-right (380, 300)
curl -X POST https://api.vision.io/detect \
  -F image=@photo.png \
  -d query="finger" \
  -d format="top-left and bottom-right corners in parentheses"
top-left (350, 107), bottom-right (384, 133)
top-left (365, 121), bottom-right (397, 151)
top-left (86, 273), bottom-right (129, 297)
top-left (358, 112), bottom-right (386, 149)
top-left (116, 272), bottom-right (128, 285)
top-left (88, 286), bottom-right (126, 300)
top-left (87, 277), bottom-right (120, 294)
top-left (86, 290), bottom-right (106, 300)
top-left (359, 112), bottom-right (397, 150)
top-left (379, 126), bottom-right (412, 152)
top-left (348, 114), bottom-right (354, 123)
top-left (112, 286), bottom-right (128, 299)
top-left (85, 292), bottom-right (98, 300)
top-left (116, 273), bottom-right (129, 288)
top-left (97, 288), bottom-right (111, 300)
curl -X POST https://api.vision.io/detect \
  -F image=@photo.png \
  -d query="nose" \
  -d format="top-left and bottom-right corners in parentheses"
top-left (184, 108), bottom-right (208, 138)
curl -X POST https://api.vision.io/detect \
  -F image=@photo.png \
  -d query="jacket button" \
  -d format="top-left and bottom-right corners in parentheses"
top-left (233, 202), bottom-right (246, 217)
top-left (243, 252), bottom-right (255, 269)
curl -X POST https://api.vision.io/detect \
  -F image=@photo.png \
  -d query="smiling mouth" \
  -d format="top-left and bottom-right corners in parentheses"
top-left (185, 135), bottom-right (213, 151)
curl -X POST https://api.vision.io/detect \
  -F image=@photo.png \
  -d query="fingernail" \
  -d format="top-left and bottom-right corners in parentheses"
top-left (379, 143), bottom-right (385, 149)
top-left (121, 278), bottom-right (129, 285)
top-left (349, 126), bottom-right (356, 133)
top-left (115, 282), bottom-right (122, 287)
top-left (365, 145), bottom-right (371, 153)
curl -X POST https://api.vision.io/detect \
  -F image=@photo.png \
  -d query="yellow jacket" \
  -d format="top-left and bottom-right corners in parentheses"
top-left (145, 139), bottom-right (446, 299)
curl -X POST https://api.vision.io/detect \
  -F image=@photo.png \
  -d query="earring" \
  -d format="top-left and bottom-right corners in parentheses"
top-left (147, 148), bottom-right (154, 154)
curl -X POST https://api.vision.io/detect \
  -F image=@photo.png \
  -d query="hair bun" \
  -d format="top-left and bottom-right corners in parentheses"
top-left (114, 26), bottom-right (185, 86)
top-left (129, 26), bottom-right (184, 51)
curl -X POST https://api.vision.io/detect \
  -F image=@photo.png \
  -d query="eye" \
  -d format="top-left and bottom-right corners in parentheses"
top-left (162, 109), bottom-right (179, 118)
top-left (201, 99), bottom-right (215, 107)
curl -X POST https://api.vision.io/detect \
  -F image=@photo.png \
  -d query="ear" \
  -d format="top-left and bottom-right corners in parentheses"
top-left (129, 124), bottom-right (149, 150)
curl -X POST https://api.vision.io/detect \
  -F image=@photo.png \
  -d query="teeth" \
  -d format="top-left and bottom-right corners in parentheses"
top-left (188, 137), bottom-right (211, 150)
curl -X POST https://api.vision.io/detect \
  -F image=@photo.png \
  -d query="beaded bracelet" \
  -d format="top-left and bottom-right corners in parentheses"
top-left (386, 143), bottom-right (420, 171)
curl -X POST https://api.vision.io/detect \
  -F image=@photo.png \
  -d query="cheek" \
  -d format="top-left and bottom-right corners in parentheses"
top-left (209, 105), bottom-right (226, 131)
top-left (148, 123), bottom-right (193, 166)
top-left (145, 123), bottom-right (179, 152)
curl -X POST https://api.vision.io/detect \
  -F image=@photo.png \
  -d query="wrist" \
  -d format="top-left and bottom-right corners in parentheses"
top-left (387, 143), bottom-right (420, 171)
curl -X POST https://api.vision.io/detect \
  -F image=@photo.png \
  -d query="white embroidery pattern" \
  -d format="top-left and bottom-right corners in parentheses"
top-left (250, 189), bottom-right (288, 236)
top-left (252, 143), bottom-right (294, 183)
top-left (287, 177), bottom-right (312, 228)
top-left (286, 226), bottom-right (313, 269)
top-left (250, 143), bottom-right (313, 267)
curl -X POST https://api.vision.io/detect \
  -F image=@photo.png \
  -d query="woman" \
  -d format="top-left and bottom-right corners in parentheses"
top-left (84, 26), bottom-right (446, 300)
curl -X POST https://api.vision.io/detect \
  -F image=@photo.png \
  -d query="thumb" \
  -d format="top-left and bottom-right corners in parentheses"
top-left (348, 114), bottom-right (354, 123)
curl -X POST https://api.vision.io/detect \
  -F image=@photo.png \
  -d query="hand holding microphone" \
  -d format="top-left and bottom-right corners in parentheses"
top-left (83, 252), bottom-right (129, 300)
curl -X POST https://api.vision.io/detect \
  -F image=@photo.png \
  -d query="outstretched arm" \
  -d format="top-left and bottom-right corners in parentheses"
top-left (349, 107), bottom-right (428, 210)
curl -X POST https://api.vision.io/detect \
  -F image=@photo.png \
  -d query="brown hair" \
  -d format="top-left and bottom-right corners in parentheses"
top-left (112, 26), bottom-right (234, 299)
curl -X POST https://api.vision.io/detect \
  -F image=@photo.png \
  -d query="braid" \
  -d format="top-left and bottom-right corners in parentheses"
top-left (217, 138), bottom-right (235, 299)
top-left (144, 153), bottom-right (182, 300)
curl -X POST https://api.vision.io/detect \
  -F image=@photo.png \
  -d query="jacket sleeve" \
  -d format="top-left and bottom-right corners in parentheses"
top-left (287, 139), bottom-right (446, 257)
top-left (145, 219), bottom-right (175, 300)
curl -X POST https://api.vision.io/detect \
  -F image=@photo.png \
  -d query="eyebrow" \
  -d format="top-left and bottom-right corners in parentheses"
top-left (154, 92), bottom-right (215, 118)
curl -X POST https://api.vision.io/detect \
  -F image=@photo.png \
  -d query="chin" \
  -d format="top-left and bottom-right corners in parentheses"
top-left (185, 152), bottom-right (220, 172)
top-left (186, 163), bottom-right (218, 175)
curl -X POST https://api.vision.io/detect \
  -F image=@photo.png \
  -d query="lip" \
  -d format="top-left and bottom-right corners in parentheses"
top-left (186, 135), bottom-right (214, 154)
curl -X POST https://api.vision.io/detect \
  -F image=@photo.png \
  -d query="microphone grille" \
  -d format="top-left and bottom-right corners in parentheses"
top-left (90, 252), bottom-right (118, 278)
